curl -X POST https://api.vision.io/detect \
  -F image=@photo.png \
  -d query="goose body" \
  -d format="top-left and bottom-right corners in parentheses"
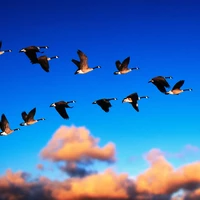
top-left (31, 55), bottom-right (59, 72)
top-left (92, 98), bottom-right (117, 112)
top-left (19, 45), bottom-right (49, 63)
top-left (72, 50), bottom-right (101, 74)
top-left (20, 107), bottom-right (45, 126)
top-left (148, 76), bottom-right (173, 93)
top-left (50, 100), bottom-right (76, 119)
top-left (114, 57), bottom-right (139, 75)
top-left (165, 80), bottom-right (192, 95)
top-left (122, 92), bottom-right (149, 112)
top-left (0, 114), bottom-right (20, 136)
top-left (0, 41), bottom-right (12, 55)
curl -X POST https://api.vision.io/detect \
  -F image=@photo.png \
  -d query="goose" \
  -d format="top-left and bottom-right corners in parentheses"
top-left (0, 114), bottom-right (20, 136)
top-left (114, 57), bottom-right (139, 75)
top-left (31, 55), bottom-right (59, 72)
top-left (165, 80), bottom-right (192, 95)
top-left (148, 76), bottom-right (173, 93)
top-left (0, 41), bottom-right (12, 55)
top-left (72, 49), bottom-right (101, 74)
top-left (122, 92), bottom-right (149, 112)
top-left (20, 107), bottom-right (45, 126)
top-left (50, 100), bottom-right (76, 119)
top-left (92, 98), bottom-right (117, 112)
top-left (19, 45), bottom-right (49, 63)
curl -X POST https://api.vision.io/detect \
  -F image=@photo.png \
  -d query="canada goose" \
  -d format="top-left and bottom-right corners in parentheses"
top-left (148, 76), bottom-right (173, 93)
top-left (19, 45), bottom-right (49, 63)
top-left (50, 100), bottom-right (76, 119)
top-left (0, 41), bottom-right (12, 55)
top-left (31, 55), bottom-right (59, 72)
top-left (122, 93), bottom-right (149, 112)
top-left (0, 114), bottom-right (20, 136)
top-left (20, 107), bottom-right (45, 126)
top-left (72, 49), bottom-right (101, 74)
top-left (114, 57), bottom-right (139, 75)
top-left (92, 98), bottom-right (117, 112)
top-left (165, 80), bottom-right (192, 95)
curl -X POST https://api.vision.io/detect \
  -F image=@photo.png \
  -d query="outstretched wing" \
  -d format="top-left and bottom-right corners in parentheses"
top-left (120, 57), bottom-right (130, 70)
top-left (21, 112), bottom-right (28, 122)
top-left (172, 80), bottom-right (184, 90)
top-left (55, 106), bottom-right (69, 119)
top-left (1, 114), bottom-right (10, 131)
top-left (131, 102), bottom-right (139, 112)
top-left (97, 99), bottom-right (111, 112)
top-left (77, 50), bottom-right (88, 70)
top-left (38, 56), bottom-right (49, 72)
top-left (72, 59), bottom-right (80, 68)
top-left (27, 108), bottom-right (36, 121)
top-left (115, 60), bottom-right (121, 71)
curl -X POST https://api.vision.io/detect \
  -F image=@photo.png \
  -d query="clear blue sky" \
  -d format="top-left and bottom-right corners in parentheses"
top-left (0, 0), bottom-right (200, 198)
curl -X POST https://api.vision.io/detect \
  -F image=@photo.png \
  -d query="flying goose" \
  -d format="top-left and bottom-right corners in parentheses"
top-left (19, 45), bottom-right (49, 63)
top-left (165, 80), bottom-right (192, 95)
top-left (20, 107), bottom-right (45, 126)
top-left (50, 100), bottom-right (76, 119)
top-left (148, 76), bottom-right (173, 93)
top-left (31, 55), bottom-right (59, 72)
top-left (0, 41), bottom-right (12, 55)
top-left (92, 98), bottom-right (117, 112)
top-left (122, 92), bottom-right (149, 112)
top-left (72, 49), bottom-right (101, 74)
top-left (114, 57), bottom-right (139, 75)
top-left (0, 114), bottom-right (20, 136)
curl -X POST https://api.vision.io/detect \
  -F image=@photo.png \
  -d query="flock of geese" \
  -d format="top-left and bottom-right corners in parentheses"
top-left (0, 41), bottom-right (193, 136)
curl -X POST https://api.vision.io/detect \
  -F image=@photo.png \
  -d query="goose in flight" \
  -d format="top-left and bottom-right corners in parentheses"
top-left (72, 50), bottom-right (101, 74)
top-left (92, 98), bottom-right (117, 112)
top-left (20, 107), bottom-right (45, 126)
top-left (122, 92), bottom-right (149, 112)
top-left (50, 100), bottom-right (76, 119)
top-left (114, 56), bottom-right (139, 75)
top-left (0, 41), bottom-right (12, 55)
top-left (0, 114), bottom-right (20, 136)
top-left (148, 76), bottom-right (173, 93)
top-left (31, 55), bottom-right (59, 72)
top-left (165, 80), bottom-right (192, 95)
top-left (19, 45), bottom-right (49, 63)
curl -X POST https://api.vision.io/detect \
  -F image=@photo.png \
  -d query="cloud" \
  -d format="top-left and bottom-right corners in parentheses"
top-left (1, 126), bottom-right (200, 200)
top-left (37, 164), bottom-right (44, 171)
top-left (40, 126), bottom-right (116, 163)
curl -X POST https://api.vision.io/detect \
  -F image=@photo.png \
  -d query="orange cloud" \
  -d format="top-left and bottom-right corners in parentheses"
top-left (40, 126), bottom-right (116, 163)
top-left (1, 125), bottom-right (200, 200)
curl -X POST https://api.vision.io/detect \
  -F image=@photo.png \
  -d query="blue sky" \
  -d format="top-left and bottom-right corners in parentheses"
top-left (0, 0), bottom-right (200, 199)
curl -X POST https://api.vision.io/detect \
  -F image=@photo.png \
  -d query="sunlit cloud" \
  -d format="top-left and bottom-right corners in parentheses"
top-left (1, 126), bottom-right (200, 200)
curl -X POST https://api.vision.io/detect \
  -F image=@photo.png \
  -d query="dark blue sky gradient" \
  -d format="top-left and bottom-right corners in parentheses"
top-left (0, 0), bottom-right (200, 178)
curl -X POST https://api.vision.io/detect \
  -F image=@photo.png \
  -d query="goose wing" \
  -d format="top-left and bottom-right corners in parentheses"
top-left (37, 56), bottom-right (49, 72)
top-left (128, 93), bottom-right (139, 112)
top-left (152, 81), bottom-right (167, 93)
top-left (77, 50), bottom-right (88, 70)
top-left (27, 108), bottom-right (36, 121)
top-left (172, 80), bottom-right (184, 90)
top-left (120, 57), bottom-right (130, 71)
top-left (55, 105), bottom-right (69, 119)
top-left (21, 112), bottom-right (28, 122)
top-left (154, 76), bottom-right (170, 88)
top-left (97, 99), bottom-right (111, 112)
top-left (1, 114), bottom-right (10, 131)
top-left (72, 59), bottom-right (80, 68)
top-left (115, 60), bottom-right (121, 71)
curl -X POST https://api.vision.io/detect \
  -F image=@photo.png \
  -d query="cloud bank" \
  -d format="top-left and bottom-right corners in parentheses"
top-left (1, 126), bottom-right (200, 200)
